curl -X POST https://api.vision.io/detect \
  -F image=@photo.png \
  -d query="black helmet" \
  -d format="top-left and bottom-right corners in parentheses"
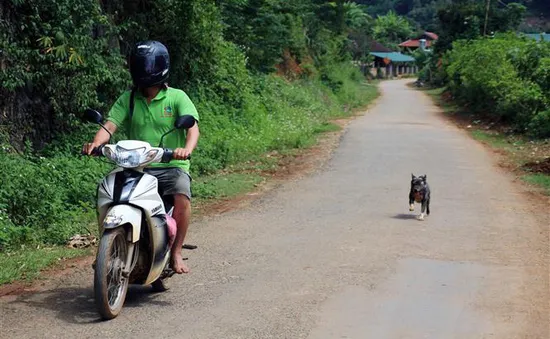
top-left (129, 40), bottom-right (170, 88)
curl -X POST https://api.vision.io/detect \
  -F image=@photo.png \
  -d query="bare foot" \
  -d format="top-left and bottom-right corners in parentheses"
top-left (171, 255), bottom-right (190, 274)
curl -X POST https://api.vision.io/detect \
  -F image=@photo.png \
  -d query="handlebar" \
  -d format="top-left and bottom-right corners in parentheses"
top-left (82, 145), bottom-right (190, 162)
top-left (161, 149), bottom-right (191, 162)
top-left (161, 149), bottom-right (173, 163)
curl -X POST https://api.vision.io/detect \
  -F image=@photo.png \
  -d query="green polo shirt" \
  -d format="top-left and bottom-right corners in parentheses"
top-left (107, 87), bottom-right (199, 173)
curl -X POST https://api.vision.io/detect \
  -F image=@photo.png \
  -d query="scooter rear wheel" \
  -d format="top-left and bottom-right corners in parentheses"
top-left (94, 228), bottom-right (129, 320)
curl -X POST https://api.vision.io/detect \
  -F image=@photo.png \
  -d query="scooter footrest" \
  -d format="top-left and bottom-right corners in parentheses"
top-left (161, 269), bottom-right (176, 279)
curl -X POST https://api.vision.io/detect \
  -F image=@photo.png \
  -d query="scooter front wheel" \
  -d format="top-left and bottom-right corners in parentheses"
top-left (94, 228), bottom-right (129, 320)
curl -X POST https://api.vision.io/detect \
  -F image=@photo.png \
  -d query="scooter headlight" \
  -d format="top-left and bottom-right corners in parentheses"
top-left (103, 144), bottom-right (160, 168)
top-left (115, 146), bottom-right (146, 168)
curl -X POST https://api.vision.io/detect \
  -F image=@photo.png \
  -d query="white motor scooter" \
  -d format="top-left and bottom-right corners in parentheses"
top-left (83, 108), bottom-right (196, 320)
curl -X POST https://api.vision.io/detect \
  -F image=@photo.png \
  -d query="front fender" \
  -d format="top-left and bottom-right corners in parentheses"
top-left (102, 205), bottom-right (142, 243)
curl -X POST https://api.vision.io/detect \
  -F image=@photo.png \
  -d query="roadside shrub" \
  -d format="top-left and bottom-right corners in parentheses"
top-left (528, 110), bottom-right (550, 138)
top-left (533, 57), bottom-right (550, 93)
top-left (0, 151), bottom-right (111, 248)
top-left (444, 34), bottom-right (550, 136)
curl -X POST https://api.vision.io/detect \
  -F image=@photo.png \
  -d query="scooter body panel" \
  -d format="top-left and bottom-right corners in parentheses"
top-left (97, 168), bottom-right (171, 284)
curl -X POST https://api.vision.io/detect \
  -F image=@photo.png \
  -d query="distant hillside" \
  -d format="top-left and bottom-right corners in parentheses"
top-left (355, 0), bottom-right (549, 32)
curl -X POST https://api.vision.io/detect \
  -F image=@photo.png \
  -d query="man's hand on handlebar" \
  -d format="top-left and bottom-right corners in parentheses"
top-left (82, 142), bottom-right (103, 156)
top-left (82, 121), bottom-right (117, 156)
top-left (173, 148), bottom-right (192, 160)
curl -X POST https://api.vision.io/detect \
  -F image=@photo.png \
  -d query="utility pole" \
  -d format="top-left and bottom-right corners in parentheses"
top-left (483, 0), bottom-right (491, 36)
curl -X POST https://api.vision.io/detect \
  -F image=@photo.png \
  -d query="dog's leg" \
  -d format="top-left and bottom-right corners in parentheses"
top-left (409, 193), bottom-right (415, 211)
top-left (427, 199), bottom-right (430, 215)
top-left (418, 201), bottom-right (426, 221)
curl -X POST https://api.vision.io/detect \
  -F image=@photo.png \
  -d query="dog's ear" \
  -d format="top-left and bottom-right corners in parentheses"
top-left (411, 173), bottom-right (415, 180)
top-left (420, 175), bottom-right (427, 181)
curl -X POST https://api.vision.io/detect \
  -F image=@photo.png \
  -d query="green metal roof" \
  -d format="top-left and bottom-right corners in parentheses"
top-left (524, 33), bottom-right (550, 42)
top-left (369, 52), bottom-right (415, 63)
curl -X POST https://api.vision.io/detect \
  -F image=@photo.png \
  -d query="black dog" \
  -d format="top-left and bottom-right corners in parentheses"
top-left (409, 174), bottom-right (430, 220)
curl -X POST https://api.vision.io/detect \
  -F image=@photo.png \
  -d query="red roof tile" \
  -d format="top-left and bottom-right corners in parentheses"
top-left (399, 39), bottom-right (434, 48)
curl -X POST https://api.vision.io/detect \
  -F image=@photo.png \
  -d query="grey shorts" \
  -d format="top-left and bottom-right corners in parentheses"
top-left (144, 167), bottom-right (192, 200)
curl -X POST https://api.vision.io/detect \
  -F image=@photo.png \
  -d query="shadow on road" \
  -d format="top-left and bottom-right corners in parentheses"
top-left (8, 285), bottom-right (172, 324)
top-left (391, 213), bottom-right (418, 220)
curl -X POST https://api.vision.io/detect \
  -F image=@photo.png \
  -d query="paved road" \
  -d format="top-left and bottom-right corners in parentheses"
top-left (1, 80), bottom-right (548, 339)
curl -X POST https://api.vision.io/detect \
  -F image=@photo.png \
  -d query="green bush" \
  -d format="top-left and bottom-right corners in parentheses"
top-left (188, 62), bottom-right (374, 177)
top-left (533, 57), bottom-right (550, 93)
top-left (0, 151), bottom-right (111, 249)
top-left (528, 110), bottom-right (550, 138)
top-left (444, 34), bottom-right (550, 137)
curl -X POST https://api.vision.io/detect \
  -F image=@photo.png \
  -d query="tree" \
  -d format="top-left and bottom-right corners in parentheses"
top-left (356, 0), bottom-right (537, 34)
top-left (342, 2), bottom-right (371, 30)
top-left (434, 0), bottom-right (526, 55)
top-left (373, 11), bottom-right (413, 49)
top-left (341, 2), bottom-right (373, 61)
top-left (408, 0), bottom-right (452, 31)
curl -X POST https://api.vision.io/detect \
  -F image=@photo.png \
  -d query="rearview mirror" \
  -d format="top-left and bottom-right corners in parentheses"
top-left (158, 115), bottom-right (197, 148)
top-left (175, 115), bottom-right (196, 130)
top-left (83, 109), bottom-right (104, 124)
top-left (82, 108), bottom-right (112, 142)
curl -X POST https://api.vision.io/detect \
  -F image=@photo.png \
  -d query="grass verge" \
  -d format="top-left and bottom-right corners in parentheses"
top-left (193, 173), bottom-right (264, 202)
top-left (470, 130), bottom-right (516, 150)
top-left (0, 247), bottom-right (92, 285)
top-left (522, 174), bottom-right (550, 195)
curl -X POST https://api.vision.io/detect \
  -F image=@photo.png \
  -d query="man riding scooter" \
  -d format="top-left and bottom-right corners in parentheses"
top-left (83, 40), bottom-right (199, 274)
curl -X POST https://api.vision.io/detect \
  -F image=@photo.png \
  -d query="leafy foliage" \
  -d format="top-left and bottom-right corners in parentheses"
top-left (412, 1), bottom-right (549, 140)
top-left (444, 34), bottom-right (550, 137)
top-left (0, 0), bottom-right (129, 124)
top-left (413, 48), bottom-right (434, 82)
top-left (0, 151), bottom-right (111, 249)
top-left (373, 11), bottom-right (414, 49)
top-left (434, 0), bottom-right (526, 55)
top-left (356, 0), bottom-right (546, 33)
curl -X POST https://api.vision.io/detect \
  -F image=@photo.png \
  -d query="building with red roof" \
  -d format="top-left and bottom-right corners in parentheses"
top-left (399, 32), bottom-right (439, 50)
